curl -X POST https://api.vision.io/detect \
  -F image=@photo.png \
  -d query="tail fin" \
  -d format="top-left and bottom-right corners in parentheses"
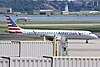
top-left (6, 16), bottom-right (22, 34)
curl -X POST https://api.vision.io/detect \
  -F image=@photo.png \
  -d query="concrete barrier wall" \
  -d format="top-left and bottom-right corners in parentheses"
top-left (0, 41), bottom-right (53, 57)
top-left (53, 56), bottom-right (100, 67)
top-left (0, 41), bottom-right (19, 57)
top-left (0, 58), bottom-right (9, 67)
top-left (20, 41), bottom-right (53, 57)
top-left (9, 57), bottom-right (51, 67)
top-left (1, 56), bottom-right (100, 67)
top-left (1, 57), bottom-right (51, 67)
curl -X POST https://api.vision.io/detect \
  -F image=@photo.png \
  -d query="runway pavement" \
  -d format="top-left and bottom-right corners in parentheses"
top-left (68, 39), bottom-right (100, 56)
top-left (0, 24), bottom-right (100, 27)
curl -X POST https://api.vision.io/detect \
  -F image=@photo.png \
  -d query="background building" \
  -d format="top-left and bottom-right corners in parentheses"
top-left (0, 0), bottom-right (99, 14)
top-left (0, 8), bottom-right (12, 13)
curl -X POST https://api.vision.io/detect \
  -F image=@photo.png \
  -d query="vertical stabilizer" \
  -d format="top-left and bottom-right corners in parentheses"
top-left (6, 16), bottom-right (22, 33)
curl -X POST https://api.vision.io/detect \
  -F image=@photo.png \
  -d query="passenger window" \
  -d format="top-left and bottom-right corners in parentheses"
top-left (79, 33), bottom-right (81, 35)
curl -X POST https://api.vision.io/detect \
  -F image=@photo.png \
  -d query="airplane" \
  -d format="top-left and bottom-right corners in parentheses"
top-left (6, 16), bottom-right (98, 43)
top-left (16, 17), bottom-right (31, 22)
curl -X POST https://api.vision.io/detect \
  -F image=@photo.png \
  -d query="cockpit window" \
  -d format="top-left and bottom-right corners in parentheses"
top-left (89, 33), bottom-right (92, 34)
top-left (79, 33), bottom-right (81, 35)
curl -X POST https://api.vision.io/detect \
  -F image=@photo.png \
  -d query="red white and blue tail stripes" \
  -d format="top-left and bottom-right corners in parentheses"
top-left (6, 16), bottom-right (22, 34)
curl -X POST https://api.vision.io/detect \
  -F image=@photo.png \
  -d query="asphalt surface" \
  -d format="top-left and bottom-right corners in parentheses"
top-left (1, 15), bottom-right (100, 22)
top-left (0, 24), bottom-right (100, 27)
top-left (68, 39), bottom-right (100, 56)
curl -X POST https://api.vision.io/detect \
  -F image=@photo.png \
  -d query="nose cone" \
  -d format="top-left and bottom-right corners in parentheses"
top-left (92, 34), bottom-right (98, 39)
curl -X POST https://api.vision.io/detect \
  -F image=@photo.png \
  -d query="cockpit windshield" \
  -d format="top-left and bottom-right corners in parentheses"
top-left (89, 32), bottom-right (92, 34)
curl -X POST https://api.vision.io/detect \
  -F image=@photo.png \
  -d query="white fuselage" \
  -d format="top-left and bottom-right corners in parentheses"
top-left (21, 29), bottom-right (98, 40)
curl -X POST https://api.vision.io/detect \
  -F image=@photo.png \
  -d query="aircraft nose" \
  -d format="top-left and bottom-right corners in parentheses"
top-left (92, 34), bottom-right (98, 39)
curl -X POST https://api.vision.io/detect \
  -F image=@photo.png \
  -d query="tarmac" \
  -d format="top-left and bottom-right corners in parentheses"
top-left (0, 24), bottom-right (100, 27)
top-left (67, 39), bottom-right (100, 57)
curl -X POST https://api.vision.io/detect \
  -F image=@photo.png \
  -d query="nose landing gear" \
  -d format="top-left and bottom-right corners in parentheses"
top-left (86, 39), bottom-right (89, 43)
